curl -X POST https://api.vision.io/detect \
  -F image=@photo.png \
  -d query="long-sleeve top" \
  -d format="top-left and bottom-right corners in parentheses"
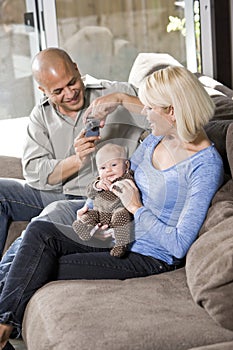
top-left (22, 77), bottom-right (148, 196)
top-left (129, 134), bottom-right (224, 264)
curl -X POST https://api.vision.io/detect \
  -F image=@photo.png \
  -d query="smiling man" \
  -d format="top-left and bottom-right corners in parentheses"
top-left (0, 48), bottom-right (147, 265)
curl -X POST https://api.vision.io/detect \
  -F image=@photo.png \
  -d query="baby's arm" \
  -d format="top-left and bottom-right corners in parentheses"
top-left (92, 179), bottom-right (112, 192)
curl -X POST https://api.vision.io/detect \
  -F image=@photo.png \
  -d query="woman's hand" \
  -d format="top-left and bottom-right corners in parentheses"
top-left (110, 179), bottom-right (142, 214)
top-left (76, 205), bottom-right (114, 241)
top-left (76, 204), bottom-right (89, 222)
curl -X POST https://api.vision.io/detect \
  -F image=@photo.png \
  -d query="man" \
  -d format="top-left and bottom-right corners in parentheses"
top-left (0, 47), bottom-right (147, 290)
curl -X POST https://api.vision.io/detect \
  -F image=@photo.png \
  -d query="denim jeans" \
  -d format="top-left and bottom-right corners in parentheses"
top-left (0, 199), bottom-right (86, 294)
top-left (0, 220), bottom-right (174, 336)
top-left (0, 178), bottom-right (67, 257)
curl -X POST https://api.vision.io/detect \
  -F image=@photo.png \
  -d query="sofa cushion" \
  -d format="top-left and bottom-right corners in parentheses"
top-left (23, 268), bottom-right (233, 350)
top-left (189, 340), bottom-right (233, 350)
top-left (0, 156), bottom-right (23, 179)
top-left (204, 120), bottom-right (232, 176)
top-left (186, 214), bottom-right (233, 331)
top-left (128, 52), bottom-right (183, 88)
top-left (226, 122), bottom-right (233, 177)
top-left (186, 118), bottom-right (233, 331)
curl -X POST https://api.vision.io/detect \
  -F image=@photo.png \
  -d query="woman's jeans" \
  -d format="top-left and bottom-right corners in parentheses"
top-left (0, 220), bottom-right (175, 336)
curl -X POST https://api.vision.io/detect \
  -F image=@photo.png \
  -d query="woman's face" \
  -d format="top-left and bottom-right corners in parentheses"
top-left (143, 105), bottom-right (174, 136)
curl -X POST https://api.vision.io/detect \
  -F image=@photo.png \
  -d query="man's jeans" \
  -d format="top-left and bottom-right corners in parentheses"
top-left (0, 198), bottom-right (86, 294)
top-left (0, 178), bottom-right (67, 256)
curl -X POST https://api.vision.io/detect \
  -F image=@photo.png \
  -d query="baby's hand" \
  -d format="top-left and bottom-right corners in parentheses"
top-left (95, 179), bottom-right (112, 191)
top-left (76, 205), bottom-right (89, 221)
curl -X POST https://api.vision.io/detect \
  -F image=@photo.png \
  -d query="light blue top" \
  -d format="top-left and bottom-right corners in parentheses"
top-left (129, 134), bottom-right (224, 265)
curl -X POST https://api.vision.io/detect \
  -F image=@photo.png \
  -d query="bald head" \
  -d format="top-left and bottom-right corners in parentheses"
top-left (32, 48), bottom-right (78, 87)
top-left (31, 48), bottom-right (85, 116)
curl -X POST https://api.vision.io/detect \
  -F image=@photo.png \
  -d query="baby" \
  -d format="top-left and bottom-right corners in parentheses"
top-left (72, 143), bottom-right (134, 257)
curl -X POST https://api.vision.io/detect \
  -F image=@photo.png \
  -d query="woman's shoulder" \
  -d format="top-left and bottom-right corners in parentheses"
top-left (141, 133), bottom-right (162, 148)
top-left (188, 144), bottom-right (224, 185)
top-left (192, 144), bottom-right (223, 165)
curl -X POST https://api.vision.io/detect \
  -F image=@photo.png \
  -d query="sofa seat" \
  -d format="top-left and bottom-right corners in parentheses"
top-left (22, 268), bottom-right (233, 350)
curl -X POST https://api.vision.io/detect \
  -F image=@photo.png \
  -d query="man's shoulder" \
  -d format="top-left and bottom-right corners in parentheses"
top-left (30, 96), bottom-right (55, 122)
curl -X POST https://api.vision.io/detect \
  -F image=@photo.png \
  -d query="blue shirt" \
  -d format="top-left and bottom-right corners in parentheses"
top-left (129, 134), bottom-right (224, 264)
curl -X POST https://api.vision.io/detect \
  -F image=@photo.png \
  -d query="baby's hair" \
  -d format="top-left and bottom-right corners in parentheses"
top-left (96, 143), bottom-right (128, 167)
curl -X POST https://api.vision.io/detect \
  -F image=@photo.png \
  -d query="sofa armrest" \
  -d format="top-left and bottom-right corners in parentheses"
top-left (0, 155), bottom-right (23, 179)
top-left (0, 156), bottom-right (26, 254)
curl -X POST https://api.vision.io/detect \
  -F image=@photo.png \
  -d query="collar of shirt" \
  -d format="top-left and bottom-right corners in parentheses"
top-left (82, 74), bottom-right (103, 89)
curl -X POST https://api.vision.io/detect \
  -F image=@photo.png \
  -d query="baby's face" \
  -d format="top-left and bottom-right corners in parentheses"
top-left (97, 158), bottom-right (127, 183)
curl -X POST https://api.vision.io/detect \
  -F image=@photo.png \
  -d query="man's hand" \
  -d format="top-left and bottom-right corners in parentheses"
top-left (73, 129), bottom-right (100, 167)
top-left (83, 92), bottom-right (144, 125)
top-left (83, 93), bottom-right (122, 125)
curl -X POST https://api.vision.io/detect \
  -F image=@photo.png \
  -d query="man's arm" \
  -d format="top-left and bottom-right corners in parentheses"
top-left (47, 131), bottom-right (99, 185)
top-left (83, 93), bottom-right (144, 125)
top-left (22, 103), bottom-right (98, 190)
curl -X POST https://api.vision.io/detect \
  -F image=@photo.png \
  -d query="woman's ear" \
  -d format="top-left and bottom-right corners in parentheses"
top-left (169, 105), bottom-right (174, 114)
top-left (169, 106), bottom-right (176, 122)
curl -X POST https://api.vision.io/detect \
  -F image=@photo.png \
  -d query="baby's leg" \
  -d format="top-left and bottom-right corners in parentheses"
top-left (72, 210), bottom-right (99, 241)
top-left (110, 209), bottom-right (133, 257)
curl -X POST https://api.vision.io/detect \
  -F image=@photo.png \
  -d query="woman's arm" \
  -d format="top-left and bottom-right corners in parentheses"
top-left (133, 160), bottom-right (224, 259)
top-left (112, 156), bottom-right (223, 260)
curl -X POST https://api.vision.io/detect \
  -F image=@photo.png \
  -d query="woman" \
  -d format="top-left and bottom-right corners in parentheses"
top-left (0, 66), bottom-right (224, 349)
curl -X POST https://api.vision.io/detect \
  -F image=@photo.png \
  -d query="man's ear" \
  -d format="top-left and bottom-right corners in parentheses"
top-left (38, 86), bottom-right (46, 94)
top-left (73, 62), bottom-right (79, 72)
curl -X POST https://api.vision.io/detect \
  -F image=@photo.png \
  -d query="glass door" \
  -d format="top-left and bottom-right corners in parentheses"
top-left (53, 0), bottom-right (189, 81)
top-left (0, 0), bottom-right (37, 120)
top-left (0, 0), bottom-right (202, 120)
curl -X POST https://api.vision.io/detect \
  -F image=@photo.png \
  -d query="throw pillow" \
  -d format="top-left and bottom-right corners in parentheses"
top-left (186, 214), bottom-right (233, 331)
top-left (226, 122), bottom-right (233, 177)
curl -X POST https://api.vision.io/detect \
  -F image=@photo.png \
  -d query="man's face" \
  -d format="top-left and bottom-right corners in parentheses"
top-left (40, 62), bottom-right (85, 117)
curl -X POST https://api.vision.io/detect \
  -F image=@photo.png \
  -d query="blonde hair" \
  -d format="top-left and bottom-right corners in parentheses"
top-left (138, 66), bottom-right (215, 142)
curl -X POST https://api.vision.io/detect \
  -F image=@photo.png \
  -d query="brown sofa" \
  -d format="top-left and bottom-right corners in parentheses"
top-left (2, 55), bottom-right (233, 349)
top-left (2, 121), bottom-right (233, 350)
